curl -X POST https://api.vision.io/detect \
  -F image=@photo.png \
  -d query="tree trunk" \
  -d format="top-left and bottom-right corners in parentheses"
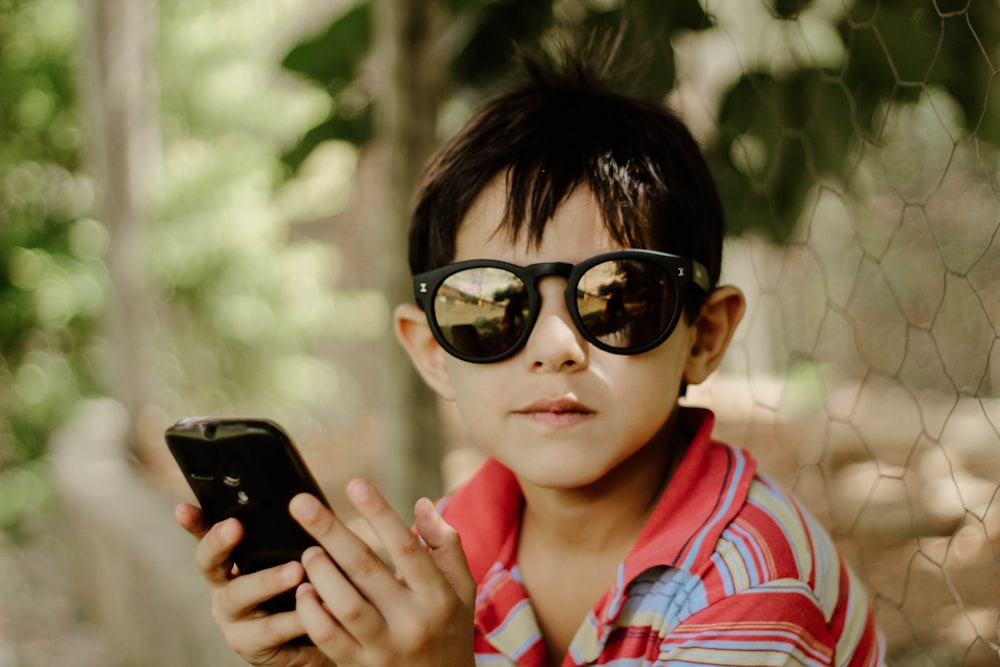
top-left (371, 0), bottom-right (448, 513)
top-left (78, 0), bottom-right (158, 451)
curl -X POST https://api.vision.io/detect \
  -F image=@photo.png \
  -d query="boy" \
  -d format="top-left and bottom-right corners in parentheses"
top-left (176, 46), bottom-right (884, 666)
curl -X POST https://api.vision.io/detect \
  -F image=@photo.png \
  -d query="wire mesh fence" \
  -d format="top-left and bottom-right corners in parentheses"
top-left (678, 3), bottom-right (999, 664)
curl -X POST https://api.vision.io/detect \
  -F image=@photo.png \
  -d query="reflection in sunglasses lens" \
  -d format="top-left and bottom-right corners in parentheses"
top-left (431, 257), bottom-right (678, 360)
top-left (577, 259), bottom-right (674, 349)
top-left (434, 268), bottom-right (530, 358)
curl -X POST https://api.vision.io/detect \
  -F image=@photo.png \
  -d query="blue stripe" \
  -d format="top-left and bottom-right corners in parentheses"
top-left (712, 549), bottom-right (736, 596)
top-left (726, 521), bottom-right (768, 587)
top-left (681, 448), bottom-right (748, 571)
top-left (485, 598), bottom-right (541, 659)
top-left (746, 477), bottom-right (809, 578)
top-left (473, 654), bottom-right (518, 665)
top-left (617, 567), bottom-right (708, 630)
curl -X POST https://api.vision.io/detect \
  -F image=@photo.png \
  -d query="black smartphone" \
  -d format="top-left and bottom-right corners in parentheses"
top-left (165, 416), bottom-right (331, 615)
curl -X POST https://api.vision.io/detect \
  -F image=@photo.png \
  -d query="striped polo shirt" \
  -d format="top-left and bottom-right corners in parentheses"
top-left (439, 407), bottom-right (884, 666)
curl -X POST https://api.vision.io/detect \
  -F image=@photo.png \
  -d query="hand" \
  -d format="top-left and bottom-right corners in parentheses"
top-left (290, 479), bottom-right (476, 667)
top-left (175, 504), bottom-right (329, 667)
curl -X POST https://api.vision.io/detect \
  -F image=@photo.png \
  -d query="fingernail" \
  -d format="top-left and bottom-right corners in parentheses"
top-left (347, 479), bottom-right (372, 503)
top-left (220, 518), bottom-right (240, 541)
top-left (280, 561), bottom-right (303, 583)
top-left (291, 494), bottom-right (319, 520)
top-left (301, 546), bottom-right (324, 565)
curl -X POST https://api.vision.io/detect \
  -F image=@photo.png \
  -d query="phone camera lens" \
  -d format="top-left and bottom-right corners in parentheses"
top-left (223, 472), bottom-right (241, 487)
top-left (202, 423), bottom-right (218, 439)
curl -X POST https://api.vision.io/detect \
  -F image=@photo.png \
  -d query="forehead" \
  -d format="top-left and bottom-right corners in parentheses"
top-left (453, 177), bottom-right (620, 264)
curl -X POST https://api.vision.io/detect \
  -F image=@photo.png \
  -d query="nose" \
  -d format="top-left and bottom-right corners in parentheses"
top-left (522, 277), bottom-right (588, 371)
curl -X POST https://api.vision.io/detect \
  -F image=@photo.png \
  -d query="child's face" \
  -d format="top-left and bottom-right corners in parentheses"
top-left (431, 177), bottom-right (705, 492)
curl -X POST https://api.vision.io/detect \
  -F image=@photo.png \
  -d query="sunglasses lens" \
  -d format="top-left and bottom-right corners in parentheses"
top-left (576, 258), bottom-right (677, 350)
top-left (433, 267), bottom-right (530, 359)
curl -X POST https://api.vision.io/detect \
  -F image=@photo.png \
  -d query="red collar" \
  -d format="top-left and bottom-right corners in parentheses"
top-left (440, 407), bottom-right (757, 585)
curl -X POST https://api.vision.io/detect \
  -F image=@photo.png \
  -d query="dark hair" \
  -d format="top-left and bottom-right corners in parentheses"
top-left (407, 44), bottom-right (726, 319)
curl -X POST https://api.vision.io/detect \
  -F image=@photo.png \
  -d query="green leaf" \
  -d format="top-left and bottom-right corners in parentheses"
top-left (771, 0), bottom-right (814, 20)
top-left (714, 70), bottom-right (859, 242)
top-left (281, 2), bottom-right (374, 170)
top-left (282, 2), bottom-right (371, 95)
top-left (448, 0), bottom-right (554, 89)
top-left (282, 110), bottom-right (372, 172)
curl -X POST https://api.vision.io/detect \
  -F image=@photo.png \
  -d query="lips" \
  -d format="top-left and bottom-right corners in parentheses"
top-left (516, 396), bottom-right (595, 426)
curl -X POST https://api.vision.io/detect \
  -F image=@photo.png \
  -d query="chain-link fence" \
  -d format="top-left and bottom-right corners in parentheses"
top-left (678, 3), bottom-right (999, 664)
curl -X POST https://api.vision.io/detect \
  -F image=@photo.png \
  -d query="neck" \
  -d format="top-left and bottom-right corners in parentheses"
top-left (518, 409), bottom-right (688, 554)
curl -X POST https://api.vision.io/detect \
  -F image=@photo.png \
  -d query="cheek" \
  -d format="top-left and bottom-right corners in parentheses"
top-left (598, 343), bottom-right (690, 417)
top-left (611, 364), bottom-right (682, 420)
top-left (444, 362), bottom-right (503, 423)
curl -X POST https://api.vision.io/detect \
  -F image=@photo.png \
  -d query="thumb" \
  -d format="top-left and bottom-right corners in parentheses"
top-left (414, 497), bottom-right (476, 605)
top-left (174, 502), bottom-right (210, 540)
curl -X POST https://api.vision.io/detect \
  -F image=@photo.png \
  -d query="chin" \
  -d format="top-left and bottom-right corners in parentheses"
top-left (509, 454), bottom-right (616, 491)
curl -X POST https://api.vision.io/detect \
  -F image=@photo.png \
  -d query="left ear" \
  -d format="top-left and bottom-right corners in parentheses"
top-left (394, 303), bottom-right (457, 401)
top-left (684, 286), bottom-right (746, 386)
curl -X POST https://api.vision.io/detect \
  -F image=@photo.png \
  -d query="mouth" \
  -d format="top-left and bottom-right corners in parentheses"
top-left (515, 396), bottom-right (595, 426)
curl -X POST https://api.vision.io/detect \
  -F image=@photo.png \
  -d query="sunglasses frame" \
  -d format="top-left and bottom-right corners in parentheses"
top-left (412, 249), bottom-right (711, 364)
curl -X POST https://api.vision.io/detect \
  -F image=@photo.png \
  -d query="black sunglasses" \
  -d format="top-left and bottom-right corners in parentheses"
top-left (412, 249), bottom-right (711, 363)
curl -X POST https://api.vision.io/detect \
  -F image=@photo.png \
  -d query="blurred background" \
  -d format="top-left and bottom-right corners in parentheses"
top-left (1, 0), bottom-right (998, 665)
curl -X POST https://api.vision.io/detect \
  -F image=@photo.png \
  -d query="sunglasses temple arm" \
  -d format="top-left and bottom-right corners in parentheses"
top-left (690, 260), bottom-right (711, 292)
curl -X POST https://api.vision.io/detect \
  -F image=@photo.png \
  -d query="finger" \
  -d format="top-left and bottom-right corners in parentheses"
top-left (289, 492), bottom-right (400, 603)
top-left (215, 561), bottom-right (306, 622)
top-left (299, 546), bottom-right (385, 642)
top-left (193, 517), bottom-right (243, 586)
top-left (223, 607), bottom-right (310, 657)
top-left (296, 582), bottom-right (361, 659)
top-left (175, 502), bottom-right (210, 539)
top-left (413, 497), bottom-right (476, 605)
top-left (344, 479), bottom-right (444, 594)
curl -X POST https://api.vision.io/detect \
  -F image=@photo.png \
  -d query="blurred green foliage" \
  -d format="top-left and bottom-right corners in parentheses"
top-left (0, 0), bottom-right (380, 534)
top-left (0, 0), bottom-right (99, 465)
top-left (0, 0), bottom-right (96, 533)
top-left (150, 0), bottom-right (384, 424)
top-left (281, 0), bottom-right (715, 169)
top-left (282, 0), bottom-right (999, 243)
top-left (2, 0), bottom-right (998, 536)
top-left (711, 0), bottom-right (1000, 241)
top-left (281, 2), bottom-right (373, 171)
